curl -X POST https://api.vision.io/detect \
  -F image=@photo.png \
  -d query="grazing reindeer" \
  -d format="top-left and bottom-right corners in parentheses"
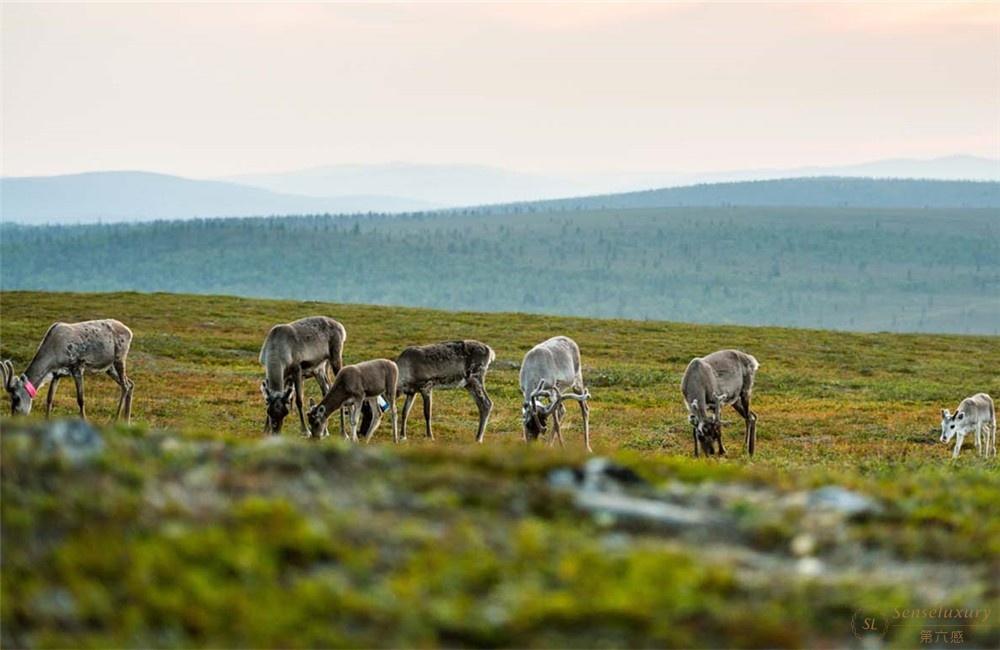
top-left (259, 316), bottom-right (346, 435)
top-left (519, 336), bottom-right (592, 452)
top-left (395, 340), bottom-right (496, 442)
top-left (307, 359), bottom-right (399, 442)
top-left (2, 319), bottom-right (134, 422)
top-left (681, 349), bottom-right (759, 457)
top-left (940, 393), bottom-right (996, 458)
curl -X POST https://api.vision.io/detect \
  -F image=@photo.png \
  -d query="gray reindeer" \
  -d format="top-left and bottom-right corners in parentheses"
top-left (259, 316), bottom-right (346, 435)
top-left (681, 349), bottom-right (759, 457)
top-left (519, 336), bottom-right (592, 452)
top-left (2, 319), bottom-right (134, 422)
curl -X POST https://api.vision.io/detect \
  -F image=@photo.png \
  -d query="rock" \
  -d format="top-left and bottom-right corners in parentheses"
top-left (581, 457), bottom-right (645, 492)
top-left (30, 588), bottom-right (77, 623)
top-left (574, 490), bottom-right (713, 530)
top-left (807, 486), bottom-right (881, 518)
top-left (38, 419), bottom-right (104, 465)
top-left (550, 458), bottom-right (706, 530)
top-left (548, 457), bottom-right (646, 493)
top-left (790, 533), bottom-right (816, 557)
top-left (796, 557), bottom-right (824, 576)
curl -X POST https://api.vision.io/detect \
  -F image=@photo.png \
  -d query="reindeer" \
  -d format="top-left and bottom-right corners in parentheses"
top-left (259, 316), bottom-right (346, 435)
top-left (940, 393), bottom-right (996, 458)
top-left (519, 336), bottom-right (592, 452)
top-left (2, 319), bottom-right (134, 422)
top-left (307, 359), bottom-right (399, 442)
top-left (394, 340), bottom-right (495, 442)
top-left (681, 349), bottom-right (759, 457)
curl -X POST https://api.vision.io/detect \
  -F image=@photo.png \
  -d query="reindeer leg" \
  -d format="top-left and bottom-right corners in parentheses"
top-left (391, 394), bottom-right (398, 444)
top-left (349, 402), bottom-right (360, 443)
top-left (362, 399), bottom-right (383, 442)
top-left (45, 376), bottom-right (62, 419)
top-left (580, 398), bottom-right (591, 453)
top-left (120, 362), bottom-right (134, 425)
top-left (71, 370), bottom-right (86, 420)
top-left (733, 397), bottom-right (754, 457)
top-left (552, 410), bottom-right (565, 448)
top-left (692, 427), bottom-right (700, 457)
top-left (420, 389), bottom-right (434, 440)
top-left (467, 378), bottom-right (492, 443)
top-left (107, 366), bottom-right (127, 421)
top-left (45, 376), bottom-right (60, 418)
top-left (292, 370), bottom-right (307, 434)
top-left (400, 393), bottom-right (415, 440)
top-left (953, 431), bottom-right (965, 459)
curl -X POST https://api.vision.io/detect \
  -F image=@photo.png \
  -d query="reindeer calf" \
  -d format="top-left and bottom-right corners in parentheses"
top-left (941, 393), bottom-right (996, 458)
top-left (307, 359), bottom-right (398, 442)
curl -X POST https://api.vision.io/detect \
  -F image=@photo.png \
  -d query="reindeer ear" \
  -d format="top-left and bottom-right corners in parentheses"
top-left (282, 386), bottom-right (293, 400)
top-left (260, 380), bottom-right (268, 398)
top-left (941, 408), bottom-right (949, 419)
top-left (691, 399), bottom-right (699, 410)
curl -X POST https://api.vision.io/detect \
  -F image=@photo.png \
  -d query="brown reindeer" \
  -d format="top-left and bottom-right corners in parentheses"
top-left (307, 359), bottom-right (398, 442)
top-left (396, 340), bottom-right (495, 442)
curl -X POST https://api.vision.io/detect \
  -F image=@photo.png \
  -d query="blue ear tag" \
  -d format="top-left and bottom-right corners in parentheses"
top-left (377, 395), bottom-right (389, 412)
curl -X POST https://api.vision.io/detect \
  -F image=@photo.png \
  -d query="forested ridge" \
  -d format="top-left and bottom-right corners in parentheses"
top-left (2, 205), bottom-right (998, 333)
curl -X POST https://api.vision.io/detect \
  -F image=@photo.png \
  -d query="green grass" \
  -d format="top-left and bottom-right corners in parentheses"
top-left (1, 290), bottom-right (998, 648)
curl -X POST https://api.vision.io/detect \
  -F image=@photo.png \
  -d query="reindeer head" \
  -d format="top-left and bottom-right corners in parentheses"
top-left (688, 397), bottom-right (723, 456)
top-left (939, 408), bottom-right (969, 443)
top-left (260, 380), bottom-right (293, 433)
top-left (306, 399), bottom-right (328, 438)
top-left (522, 402), bottom-right (549, 440)
top-left (2, 360), bottom-right (33, 415)
top-left (523, 381), bottom-right (587, 441)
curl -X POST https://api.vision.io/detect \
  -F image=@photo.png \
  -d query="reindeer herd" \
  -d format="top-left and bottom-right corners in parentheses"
top-left (2, 316), bottom-right (997, 459)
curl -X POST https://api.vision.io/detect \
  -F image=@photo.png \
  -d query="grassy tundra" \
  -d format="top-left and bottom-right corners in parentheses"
top-left (2, 291), bottom-right (998, 648)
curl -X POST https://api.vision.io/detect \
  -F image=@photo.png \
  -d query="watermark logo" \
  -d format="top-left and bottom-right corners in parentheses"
top-left (852, 607), bottom-right (990, 644)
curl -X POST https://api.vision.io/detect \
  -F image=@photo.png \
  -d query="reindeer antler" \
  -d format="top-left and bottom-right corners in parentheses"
top-left (536, 384), bottom-right (590, 416)
top-left (1, 360), bottom-right (15, 390)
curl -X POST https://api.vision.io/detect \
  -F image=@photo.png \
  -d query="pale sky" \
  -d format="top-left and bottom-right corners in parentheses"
top-left (2, 2), bottom-right (998, 178)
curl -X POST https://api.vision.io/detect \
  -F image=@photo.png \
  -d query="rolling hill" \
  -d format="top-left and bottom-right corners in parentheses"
top-left (475, 177), bottom-right (1000, 212)
top-left (0, 171), bottom-right (434, 224)
top-left (2, 205), bottom-right (997, 334)
top-left (227, 156), bottom-right (1000, 206)
top-left (3, 170), bottom-right (998, 226)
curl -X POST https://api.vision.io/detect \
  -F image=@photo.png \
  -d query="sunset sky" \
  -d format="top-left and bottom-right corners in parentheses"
top-left (2, 2), bottom-right (998, 177)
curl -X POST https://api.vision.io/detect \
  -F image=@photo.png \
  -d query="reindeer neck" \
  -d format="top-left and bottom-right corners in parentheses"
top-left (22, 353), bottom-right (56, 389)
top-left (319, 382), bottom-right (351, 413)
top-left (264, 358), bottom-right (286, 392)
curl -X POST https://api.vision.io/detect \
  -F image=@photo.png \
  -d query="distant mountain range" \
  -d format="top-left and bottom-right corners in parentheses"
top-left (226, 155), bottom-right (1000, 205)
top-left (0, 172), bottom-right (435, 224)
top-left (2, 156), bottom-right (998, 224)
top-left (486, 177), bottom-right (1000, 212)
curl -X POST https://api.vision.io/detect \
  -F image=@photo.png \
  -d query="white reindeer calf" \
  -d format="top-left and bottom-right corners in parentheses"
top-left (940, 393), bottom-right (996, 458)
